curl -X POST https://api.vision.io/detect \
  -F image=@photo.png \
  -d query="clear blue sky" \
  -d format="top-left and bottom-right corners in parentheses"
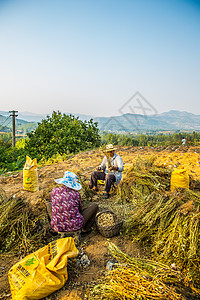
top-left (0, 0), bottom-right (199, 116)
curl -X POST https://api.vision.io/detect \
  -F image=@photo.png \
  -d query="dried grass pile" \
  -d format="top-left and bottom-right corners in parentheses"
top-left (0, 186), bottom-right (7, 204)
top-left (90, 243), bottom-right (200, 300)
top-left (0, 190), bottom-right (50, 254)
top-left (127, 190), bottom-right (200, 284)
top-left (119, 155), bottom-right (171, 204)
top-left (121, 156), bottom-right (200, 287)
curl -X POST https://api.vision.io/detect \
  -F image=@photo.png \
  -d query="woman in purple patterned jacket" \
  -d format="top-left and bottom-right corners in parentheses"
top-left (50, 171), bottom-right (98, 234)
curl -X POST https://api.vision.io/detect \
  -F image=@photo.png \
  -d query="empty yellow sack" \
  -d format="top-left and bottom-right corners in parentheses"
top-left (8, 237), bottom-right (79, 300)
top-left (171, 167), bottom-right (189, 192)
top-left (23, 156), bottom-right (39, 192)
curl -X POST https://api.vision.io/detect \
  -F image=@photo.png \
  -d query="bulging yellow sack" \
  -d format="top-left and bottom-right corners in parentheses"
top-left (171, 167), bottom-right (189, 192)
top-left (8, 237), bottom-right (79, 300)
top-left (23, 156), bottom-right (39, 192)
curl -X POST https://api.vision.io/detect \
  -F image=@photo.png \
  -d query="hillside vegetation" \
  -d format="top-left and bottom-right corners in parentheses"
top-left (1, 112), bottom-right (200, 299)
top-left (0, 144), bottom-right (200, 299)
top-left (0, 110), bottom-right (200, 174)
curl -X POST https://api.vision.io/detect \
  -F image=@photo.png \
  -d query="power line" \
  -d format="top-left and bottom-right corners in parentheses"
top-left (2, 116), bottom-right (12, 127)
top-left (0, 115), bottom-right (11, 128)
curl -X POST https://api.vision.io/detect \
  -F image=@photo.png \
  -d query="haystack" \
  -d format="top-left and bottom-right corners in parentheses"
top-left (91, 243), bottom-right (200, 300)
top-left (0, 188), bottom-right (50, 254)
top-left (119, 155), bottom-right (171, 204)
top-left (122, 156), bottom-right (200, 287)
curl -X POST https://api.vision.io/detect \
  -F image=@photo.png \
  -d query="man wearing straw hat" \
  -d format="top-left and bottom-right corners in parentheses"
top-left (89, 144), bottom-right (124, 199)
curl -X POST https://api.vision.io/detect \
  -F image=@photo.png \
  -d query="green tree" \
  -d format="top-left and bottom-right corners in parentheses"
top-left (24, 112), bottom-right (101, 160)
top-left (138, 134), bottom-right (148, 146)
top-left (0, 137), bottom-right (26, 173)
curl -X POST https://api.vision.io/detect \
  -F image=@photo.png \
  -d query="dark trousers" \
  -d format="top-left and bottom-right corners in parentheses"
top-left (90, 171), bottom-right (116, 193)
top-left (81, 203), bottom-right (99, 231)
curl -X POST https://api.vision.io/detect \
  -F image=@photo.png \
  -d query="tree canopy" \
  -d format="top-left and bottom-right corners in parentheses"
top-left (25, 111), bottom-right (101, 160)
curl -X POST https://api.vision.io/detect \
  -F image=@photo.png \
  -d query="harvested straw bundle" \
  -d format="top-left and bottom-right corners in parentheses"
top-left (0, 186), bottom-right (7, 205)
top-left (119, 156), bottom-right (171, 204)
top-left (91, 243), bottom-right (199, 300)
top-left (0, 196), bottom-right (49, 254)
top-left (127, 189), bottom-right (200, 286)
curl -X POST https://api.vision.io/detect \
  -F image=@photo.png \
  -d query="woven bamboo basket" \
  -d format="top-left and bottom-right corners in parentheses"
top-left (95, 210), bottom-right (123, 238)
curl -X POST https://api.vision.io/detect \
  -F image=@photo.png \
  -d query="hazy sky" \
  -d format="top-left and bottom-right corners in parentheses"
top-left (0, 0), bottom-right (199, 116)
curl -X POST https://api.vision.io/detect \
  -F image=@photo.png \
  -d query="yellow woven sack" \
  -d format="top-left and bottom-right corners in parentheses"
top-left (8, 237), bottom-right (79, 300)
top-left (23, 156), bottom-right (39, 192)
top-left (171, 167), bottom-right (189, 192)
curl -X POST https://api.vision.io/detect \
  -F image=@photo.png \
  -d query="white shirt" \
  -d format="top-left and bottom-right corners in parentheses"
top-left (182, 138), bottom-right (186, 145)
top-left (100, 153), bottom-right (124, 185)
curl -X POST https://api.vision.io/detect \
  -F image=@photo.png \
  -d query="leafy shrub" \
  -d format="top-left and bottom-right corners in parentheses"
top-left (0, 137), bottom-right (26, 173)
top-left (15, 138), bottom-right (26, 150)
top-left (25, 111), bottom-right (101, 160)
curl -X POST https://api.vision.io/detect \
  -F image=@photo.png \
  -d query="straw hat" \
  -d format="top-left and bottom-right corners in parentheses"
top-left (54, 171), bottom-right (82, 190)
top-left (105, 144), bottom-right (117, 152)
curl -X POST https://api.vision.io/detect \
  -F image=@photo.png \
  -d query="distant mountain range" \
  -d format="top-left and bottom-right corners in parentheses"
top-left (0, 110), bottom-right (200, 133)
top-left (95, 110), bottom-right (200, 132)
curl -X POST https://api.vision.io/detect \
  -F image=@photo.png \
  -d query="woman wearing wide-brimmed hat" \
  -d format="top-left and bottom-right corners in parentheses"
top-left (89, 144), bottom-right (124, 199)
top-left (50, 171), bottom-right (98, 234)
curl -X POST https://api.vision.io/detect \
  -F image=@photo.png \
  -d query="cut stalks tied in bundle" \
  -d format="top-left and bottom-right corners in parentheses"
top-left (118, 155), bottom-right (171, 204)
top-left (90, 242), bottom-right (200, 300)
top-left (0, 193), bottom-right (49, 254)
top-left (127, 188), bottom-right (200, 287)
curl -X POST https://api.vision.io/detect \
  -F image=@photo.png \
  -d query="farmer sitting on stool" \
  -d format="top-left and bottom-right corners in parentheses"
top-left (50, 171), bottom-right (98, 235)
top-left (89, 144), bottom-right (124, 199)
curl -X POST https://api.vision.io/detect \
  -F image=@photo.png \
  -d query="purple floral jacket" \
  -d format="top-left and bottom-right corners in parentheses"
top-left (50, 185), bottom-right (84, 232)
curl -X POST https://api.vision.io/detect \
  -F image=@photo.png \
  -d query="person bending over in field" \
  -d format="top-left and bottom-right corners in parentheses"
top-left (50, 171), bottom-right (98, 235)
top-left (89, 144), bottom-right (124, 199)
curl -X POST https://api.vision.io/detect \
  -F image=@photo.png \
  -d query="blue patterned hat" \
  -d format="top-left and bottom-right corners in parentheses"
top-left (54, 171), bottom-right (82, 190)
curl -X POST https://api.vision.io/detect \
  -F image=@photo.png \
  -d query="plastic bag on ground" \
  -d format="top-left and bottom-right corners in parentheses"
top-left (23, 156), bottom-right (39, 192)
top-left (8, 237), bottom-right (79, 300)
top-left (171, 167), bottom-right (189, 192)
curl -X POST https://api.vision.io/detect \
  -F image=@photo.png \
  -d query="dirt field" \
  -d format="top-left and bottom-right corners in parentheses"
top-left (0, 145), bottom-right (200, 299)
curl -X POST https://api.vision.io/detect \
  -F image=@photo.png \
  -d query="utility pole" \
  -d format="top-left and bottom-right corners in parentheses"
top-left (9, 110), bottom-right (18, 147)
